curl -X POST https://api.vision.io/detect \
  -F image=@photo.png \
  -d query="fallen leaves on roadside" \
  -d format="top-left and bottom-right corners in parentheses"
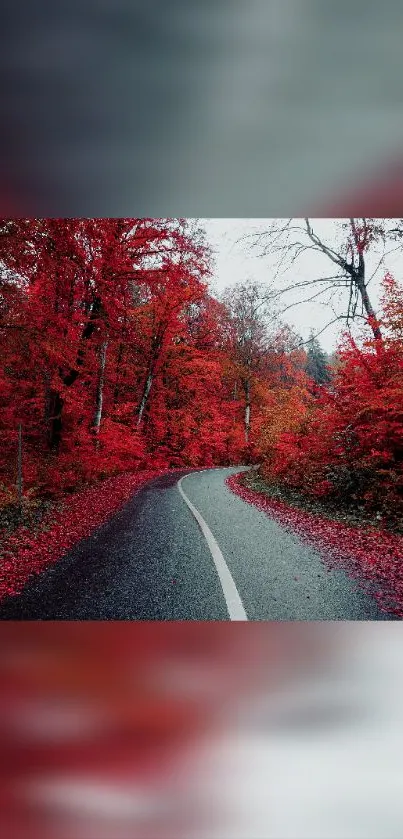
top-left (227, 473), bottom-right (403, 618)
top-left (0, 470), bottom-right (175, 603)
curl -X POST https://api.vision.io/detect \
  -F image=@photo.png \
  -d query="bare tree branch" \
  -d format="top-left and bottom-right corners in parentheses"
top-left (242, 218), bottom-right (388, 341)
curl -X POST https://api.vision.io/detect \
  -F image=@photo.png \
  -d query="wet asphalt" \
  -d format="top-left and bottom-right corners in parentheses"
top-left (0, 468), bottom-right (395, 620)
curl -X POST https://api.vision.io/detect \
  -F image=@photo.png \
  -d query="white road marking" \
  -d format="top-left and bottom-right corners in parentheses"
top-left (177, 474), bottom-right (248, 621)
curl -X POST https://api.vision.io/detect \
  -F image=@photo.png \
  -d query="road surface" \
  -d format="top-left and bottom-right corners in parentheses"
top-left (0, 468), bottom-right (394, 620)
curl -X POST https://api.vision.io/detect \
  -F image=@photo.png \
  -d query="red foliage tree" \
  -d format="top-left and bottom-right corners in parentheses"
top-left (0, 218), bottom-right (259, 503)
top-left (257, 274), bottom-right (403, 525)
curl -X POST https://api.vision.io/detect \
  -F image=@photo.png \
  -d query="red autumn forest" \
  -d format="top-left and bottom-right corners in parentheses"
top-left (0, 217), bottom-right (402, 530)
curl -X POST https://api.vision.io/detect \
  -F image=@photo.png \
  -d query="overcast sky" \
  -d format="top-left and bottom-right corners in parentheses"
top-left (202, 219), bottom-right (403, 352)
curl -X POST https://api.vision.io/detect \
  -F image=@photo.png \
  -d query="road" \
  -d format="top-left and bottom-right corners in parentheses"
top-left (0, 468), bottom-right (394, 620)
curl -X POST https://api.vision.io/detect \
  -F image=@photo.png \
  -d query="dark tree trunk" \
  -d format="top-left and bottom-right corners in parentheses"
top-left (48, 390), bottom-right (64, 450)
top-left (46, 296), bottom-right (103, 449)
top-left (113, 342), bottom-right (124, 406)
top-left (357, 277), bottom-right (382, 340)
top-left (352, 224), bottom-right (382, 342)
top-left (63, 295), bottom-right (102, 387)
top-left (17, 423), bottom-right (23, 519)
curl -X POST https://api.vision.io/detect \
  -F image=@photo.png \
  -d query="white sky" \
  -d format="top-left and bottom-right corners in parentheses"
top-left (202, 219), bottom-right (403, 352)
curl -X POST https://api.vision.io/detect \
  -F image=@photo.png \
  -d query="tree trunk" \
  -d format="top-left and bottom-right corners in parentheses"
top-left (357, 278), bottom-right (382, 340)
top-left (243, 379), bottom-right (251, 443)
top-left (113, 342), bottom-right (124, 406)
top-left (93, 341), bottom-right (108, 435)
top-left (137, 371), bottom-right (153, 426)
top-left (63, 295), bottom-right (102, 387)
top-left (135, 332), bottom-right (164, 426)
top-left (17, 423), bottom-right (23, 519)
top-left (43, 371), bottom-right (51, 416)
top-left (352, 224), bottom-right (382, 341)
top-left (48, 390), bottom-right (64, 450)
top-left (46, 296), bottom-right (103, 450)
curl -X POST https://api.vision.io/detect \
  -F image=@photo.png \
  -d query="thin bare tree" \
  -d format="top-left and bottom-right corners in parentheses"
top-left (221, 279), bottom-right (275, 443)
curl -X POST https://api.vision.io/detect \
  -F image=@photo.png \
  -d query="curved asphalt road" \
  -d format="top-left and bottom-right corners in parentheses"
top-left (0, 468), bottom-right (394, 620)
